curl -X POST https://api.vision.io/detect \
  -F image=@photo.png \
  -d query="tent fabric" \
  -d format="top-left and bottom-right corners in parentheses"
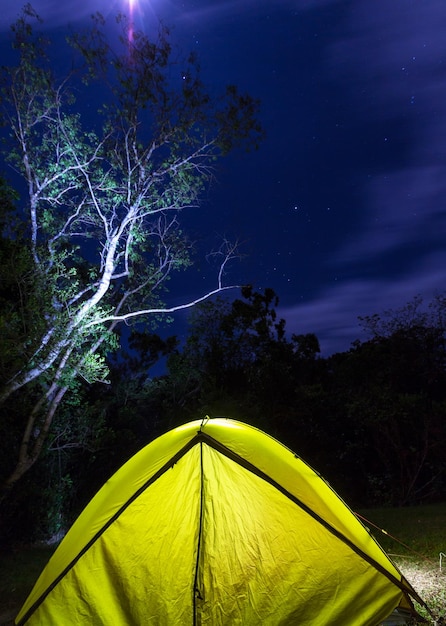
top-left (15, 418), bottom-right (423, 625)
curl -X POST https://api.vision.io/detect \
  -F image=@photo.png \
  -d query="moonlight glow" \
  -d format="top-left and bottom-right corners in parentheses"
top-left (128, 0), bottom-right (137, 18)
top-left (127, 0), bottom-right (137, 44)
top-left (127, 0), bottom-right (144, 17)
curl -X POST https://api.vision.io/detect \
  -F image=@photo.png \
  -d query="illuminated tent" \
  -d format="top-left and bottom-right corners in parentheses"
top-left (16, 418), bottom-right (424, 625)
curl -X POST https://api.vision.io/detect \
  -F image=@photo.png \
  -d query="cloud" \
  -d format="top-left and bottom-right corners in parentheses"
top-left (331, 0), bottom-right (446, 93)
top-left (0, 0), bottom-right (122, 28)
top-left (279, 252), bottom-right (446, 355)
top-left (172, 0), bottom-right (340, 27)
top-left (280, 0), bottom-right (446, 354)
top-left (335, 0), bottom-right (446, 264)
top-left (336, 164), bottom-right (446, 266)
top-left (0, 0), bottom-right (171, 29)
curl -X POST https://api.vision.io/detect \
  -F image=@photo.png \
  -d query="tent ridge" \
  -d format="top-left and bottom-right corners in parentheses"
top-left (192, 441), bottom-right (204, 626)
top-left (15, 419), bottom-right (427, 625)
top-left (195, 431), bottom-right (424, 609)
top-left (15, 434), bottom-right (203, 626)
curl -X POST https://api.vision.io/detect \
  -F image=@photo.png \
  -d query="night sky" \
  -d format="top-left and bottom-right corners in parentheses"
top-left (2, 0), bottom-right (446, 355)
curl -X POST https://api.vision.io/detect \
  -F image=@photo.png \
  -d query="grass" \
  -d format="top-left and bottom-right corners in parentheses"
top-left (0, 504), bottom-right (445, 624)
top-left (0, 545), bottom-right (55, 625)
top-left (360, 503), bottom-right (446, 624)
top-left (359, 503), bottom-right (446, 559)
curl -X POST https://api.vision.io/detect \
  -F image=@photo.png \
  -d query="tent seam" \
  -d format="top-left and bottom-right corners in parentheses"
top-left (195, 431), bottom-right (427, 611)
top-left (192, 441), bottom-right (204, 626)
top-left (16, 436), bottom-right (201, 625)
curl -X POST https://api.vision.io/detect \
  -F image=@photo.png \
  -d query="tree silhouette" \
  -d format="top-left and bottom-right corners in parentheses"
top-left (0, 7), bottom-right (262, 497)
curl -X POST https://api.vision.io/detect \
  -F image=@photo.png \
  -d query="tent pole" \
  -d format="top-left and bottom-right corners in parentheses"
top-left (193, 441), bottom-right (204, 626)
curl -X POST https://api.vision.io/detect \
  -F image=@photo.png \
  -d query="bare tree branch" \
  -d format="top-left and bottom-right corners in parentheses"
top-left (0, 9), bottom-right (262, 492)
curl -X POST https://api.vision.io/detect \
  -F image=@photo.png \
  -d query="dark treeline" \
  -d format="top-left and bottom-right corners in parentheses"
top-left (2, 284), bottom-right (446, 543)
top-left (2, 8), bottom-right (444, 547)
top-left (0, 8), bottom-right (262, 543)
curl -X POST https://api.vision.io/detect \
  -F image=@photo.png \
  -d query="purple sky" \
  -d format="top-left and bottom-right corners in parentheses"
top-left (2, 0), bottom-right (446, 355)
top-left (291, 0), bottom-right (446, 350)
top-left (274, 0), bottom-right (446, 351)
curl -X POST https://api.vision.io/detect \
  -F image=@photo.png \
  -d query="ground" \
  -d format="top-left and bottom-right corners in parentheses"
top-left (1, 510), bottom-right (445, 625)
top-left (396, 559), bottom-right (446, 624)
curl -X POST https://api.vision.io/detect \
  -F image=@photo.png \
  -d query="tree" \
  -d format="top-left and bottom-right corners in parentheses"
top-left (154, 287), bottom-right (325, 442)
top-left (0, 7), bottom-right (262, 497)
top-left (329, 295), bottom-right (446, 505)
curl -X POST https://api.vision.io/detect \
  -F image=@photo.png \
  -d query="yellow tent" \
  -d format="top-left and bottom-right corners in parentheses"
top-left (16, 418), bottom-right (424, 625)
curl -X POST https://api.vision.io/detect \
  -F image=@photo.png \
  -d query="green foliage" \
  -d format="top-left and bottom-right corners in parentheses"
top-left (0, 6), bottom-right (262, 502)
top-left (151, 288), bottom-right (324, 440)
top-left (148, 291), bottom-right (446, 509)
top-left (4, 282), bottom-right (446, 540)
